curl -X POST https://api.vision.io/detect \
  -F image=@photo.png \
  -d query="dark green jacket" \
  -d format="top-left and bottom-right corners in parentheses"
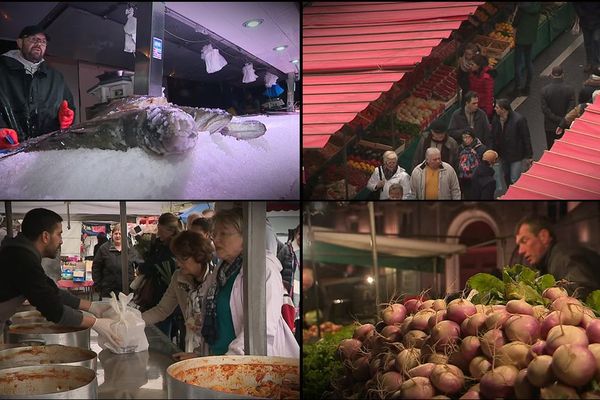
top-left (513, 2), bottom-right (541, 46)
top-left (0, 54), bottom-right (75, 141)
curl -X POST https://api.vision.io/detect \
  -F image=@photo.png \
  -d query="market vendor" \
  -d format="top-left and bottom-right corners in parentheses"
top-left (366, 150), bottom-right (412, 200)
top-left (0, 208), bottom-right (122, 347)
top-left (515, 215), bottom-right (600, 299)
top-left (0, 25), bottom-right (75, 146)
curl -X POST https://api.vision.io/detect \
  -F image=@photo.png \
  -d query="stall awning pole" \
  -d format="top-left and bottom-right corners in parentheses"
top-left (286, 72), bottom-right (295, 112)
top-left (306, 204), bottom-right (321, 338)
top-left (4, 202), bottom-right (12, 239)
top-left (368, 202), bottom-right (380, 319)
top-left (134, 2), bottom-right (165, 96)
top-left (243, 202), bottom-right (267, 355)
top-left (120, 201), bottom-right (129, 295)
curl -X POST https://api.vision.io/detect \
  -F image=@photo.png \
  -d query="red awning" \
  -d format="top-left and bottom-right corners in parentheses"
top-left (303, 1), bottom-right (483, 149)
top-left (503, 97), bottom-right (600, 199)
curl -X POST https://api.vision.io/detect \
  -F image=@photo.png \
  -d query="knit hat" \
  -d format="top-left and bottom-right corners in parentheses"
top-left (482, 150), bottom-right (498, 163)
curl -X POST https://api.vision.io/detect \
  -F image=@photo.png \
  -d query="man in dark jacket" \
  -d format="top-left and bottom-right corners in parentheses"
top-left (92, 226), bottom-right (137, 299)
top-left (516, 215), bottom-right (600, 299)
top-left (471, 150), bottom-right (498, 200)
top-left (512, 2), bottom-right (541, 96)
top-left (412, 118), bottom-right (459, 173)
top-left (0, 208), bottom-right (121, 347)
top-left (0, 25), bottom-right (75, 144)
top-left (490, 98), bottom-right (533, 187)
top-left (573, 3), bottom-right (600, 73)
top-left (448, 91), bottom-right (492, 146)
top-left (540, 66), bottom-right (575, 150)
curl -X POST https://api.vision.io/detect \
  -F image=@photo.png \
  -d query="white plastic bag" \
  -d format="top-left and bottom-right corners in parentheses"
top-left (124, 7), bottom-right (137, 53)
top-left (571, 16), bottom-right (580, 36)
top-left (98, 292), bottom-right (148, 354)
top-left (201, 44), bottom-right (228, 73)
top-left (265, 72), bottom-right (278, 88)
top-left (242, 62), bottom-right (258, 83)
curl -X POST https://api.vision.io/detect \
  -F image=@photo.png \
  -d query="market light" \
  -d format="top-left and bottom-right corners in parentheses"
top-left (243, 19), bottom-right (263, 28)
top-left (273, 45), bottom-right (288, 52)
top-left (366, 276), bottom-right (374, 285)
top-left (290, 59), bottom-right (299, 64)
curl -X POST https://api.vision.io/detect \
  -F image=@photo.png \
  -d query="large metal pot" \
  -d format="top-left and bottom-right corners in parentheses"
top-left (166, 356), bottom-right (299, 399)
top-left (5, 323), bottom-right (90, 349)
top-left (0, 345), bottom-right (97, 371)
top-left (9, 311), bottom-right (48, 325)
top-left (0, 365), bottom-right (97, 398)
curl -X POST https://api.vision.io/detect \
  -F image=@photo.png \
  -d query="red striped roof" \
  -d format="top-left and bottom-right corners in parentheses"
top-left (303, 1), bottom-right (483, 149)
top-left (503, 97), bottom-right (600, 199)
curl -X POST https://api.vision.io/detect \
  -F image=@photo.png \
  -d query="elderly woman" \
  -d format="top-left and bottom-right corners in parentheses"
top-left (134, 213), bottom-right (182, 336)
top-left (202, 208), bottom-right (299, 357)
top-left (142, 231), bottom-right (214, 360)
top-left (92, 224), bottom-right (137, 300)
top-left (366, 150), bottom-right (412, 200)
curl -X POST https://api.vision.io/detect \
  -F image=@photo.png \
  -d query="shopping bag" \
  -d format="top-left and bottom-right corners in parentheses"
top-left (98, 292), bottom-right (149, 354)
top-left (571, 17), bottom-right (580, 36)
top-left (281, 294), bottom-right (296, 333)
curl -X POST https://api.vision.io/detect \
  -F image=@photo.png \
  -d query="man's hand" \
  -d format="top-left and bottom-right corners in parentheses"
top-left (89, 302), bottom-right (112, 318)
top-left (555, 127), bottom-right (564, 136)
top-left (58, 100), bottom-right (74, 129)
top-left (0, 128), bottom-right (19, 150)
top-left (375, 180), bottom-right (385, 190)
top-left (92, 318), bottom-right (123, 348)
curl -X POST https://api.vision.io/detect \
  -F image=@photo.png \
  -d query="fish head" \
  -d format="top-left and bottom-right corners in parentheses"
top-left (142, 106), bottom-right (198, 155)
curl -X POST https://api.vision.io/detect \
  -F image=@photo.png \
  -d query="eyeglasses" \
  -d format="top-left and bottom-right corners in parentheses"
top-left (25, 37), bottom-right (47, 45)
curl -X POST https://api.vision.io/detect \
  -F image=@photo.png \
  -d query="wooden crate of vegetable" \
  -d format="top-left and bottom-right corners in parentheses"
top-left (474, 34), bottom-right (511, 60)
top-left (315, 264), bottom-right (600, 399)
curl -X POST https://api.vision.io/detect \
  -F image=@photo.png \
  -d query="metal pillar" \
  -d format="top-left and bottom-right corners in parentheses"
top-left (286, 72), bottom-right (295, 112)
top-left (134, 2), bottom-right (165, 96)
top-left (243, 202), bottom-right (267, 355)
top-left (119, 202), bottom-right (129, 295)
top-left (368, 202), bottom-right (380, 319)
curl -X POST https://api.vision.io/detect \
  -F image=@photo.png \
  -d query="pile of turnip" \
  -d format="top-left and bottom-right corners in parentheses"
top-left (331, 287), bottom-right (600, 399)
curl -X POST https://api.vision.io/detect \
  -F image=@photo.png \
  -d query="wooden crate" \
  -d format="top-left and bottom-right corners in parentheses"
top-left (358, 138), bottom-right (406, 155)
top-left (474, 35), bottom-right (511, 60)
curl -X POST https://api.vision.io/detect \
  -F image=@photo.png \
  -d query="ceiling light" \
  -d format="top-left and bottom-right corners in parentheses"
top-left (273, 45), bottom-right (288, 52)
top-left (290, 59), bottom-right (299, 64)
top-left (243, 19), bottom-right (263, 28)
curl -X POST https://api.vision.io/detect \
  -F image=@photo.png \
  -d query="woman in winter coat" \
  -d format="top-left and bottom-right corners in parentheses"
top-left (471, 150), bottom-right (498, 200)
top-left (457, 128), bottom-right (487, 200)
top-left (468, 54), bottom-right (495, 121)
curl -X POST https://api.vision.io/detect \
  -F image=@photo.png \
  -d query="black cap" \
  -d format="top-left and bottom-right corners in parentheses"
top-left (18, 25), bottom-right (50, 41)
top-left (429, 119), bottom-right (447, 134)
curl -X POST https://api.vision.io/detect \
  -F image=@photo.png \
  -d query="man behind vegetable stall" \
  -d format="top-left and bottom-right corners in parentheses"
top-left (515, 216), bottom-right (600, 299)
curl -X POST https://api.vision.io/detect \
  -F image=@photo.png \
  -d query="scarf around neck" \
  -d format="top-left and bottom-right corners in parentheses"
top-left (201, 255), bottom-right (243, 345)
top-left (3, 49), bottom-right (44, 76)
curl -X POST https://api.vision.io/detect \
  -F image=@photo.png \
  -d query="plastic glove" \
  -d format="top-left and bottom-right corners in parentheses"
top-left (58, 100), bottom-right (74, 129)
top-left (0, 128), bottom-right (19, 150)
top-left (92, 318), bottom-right (123, 349)
top-left (89, 302), bottom-right (112, 318)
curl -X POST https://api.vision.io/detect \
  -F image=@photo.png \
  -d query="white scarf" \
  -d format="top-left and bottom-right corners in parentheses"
top-left (3, 49), bottom-right (44, 76)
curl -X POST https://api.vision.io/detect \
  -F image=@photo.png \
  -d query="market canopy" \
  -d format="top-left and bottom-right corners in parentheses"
top-left (303, 1), bottom-right (483, 148)
top-left (305, 226), bottom-right (466, 272)
top-left (503, 96), bottom-right (600, 199)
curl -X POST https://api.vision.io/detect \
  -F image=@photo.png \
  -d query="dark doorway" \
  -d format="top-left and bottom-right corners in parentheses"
top-left (458, 221), bottom-right (497, 289)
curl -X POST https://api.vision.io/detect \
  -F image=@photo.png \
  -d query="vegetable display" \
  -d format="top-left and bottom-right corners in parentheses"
top-left (317, 266), bottom-right (600, 399)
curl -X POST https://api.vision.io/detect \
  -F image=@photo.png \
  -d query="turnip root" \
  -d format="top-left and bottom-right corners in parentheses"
top-left (479, 365), bottom-right (519, 399)
top-left (430, 364), bottom-right (465, 395)
top-left (379, 371), bottom-right (404, 393)
top-left (587, 319), bottom-right (600, 343)
top-left (382, 303), bottom-right (407, 325)
top-left (460, 336), bottom-right (482, 363)
top-left (533, 305), bottom-right (550, 320)
top-left (504, 314), bottom-right (540, 344)
top-left (469, 356), bottom-right (492, 379)
top-left (395, 348), bottom-right (421, 373)
top-left (448, 351), bottom-right (469, 373)
top-left (351, 355), bottom-right (371, 381)
top-left (530, 339), bottom-right (546, 356)
top-left (582, 391), bottom-right (600, 399)
top-left (459, 391), bottom-right (481, 399)
top-left (426, 352), bottom-right (449, 364)
top-left (506, 299), bottom-right (534, 315)
top-left (542, 286), bottom-right (568, 302)
top-left (461, 313), bottom-right (487, 337)
top-left (430, 320), bottom-right (461, 350)
top-left (541, 311), bottom-right (561, 338)
top-left (407, 363), bottom-right (435, 379)
top-left (428, 310), bottom-right (448, 331)
top-left (526, 354), bottom-right (555, 387)
top-left (515, 368), bottom-right (539, 399)
top-left (556, 302), bottom-right (585, 326)
top-left (539, 382), bottom-right (579, 399)
top-left (474, 304), bottom-right (489, 314)
top-left (588, 343), bottom-right (600, 381)
top-left (404, 298), bottom-right (423, 315)
top-left (481, 328), bottom-right (506, 358)
top-left (402, 330), bottom-right (428, 349)
top-left (495, 341), bottom-right (532, 369)
top-left (485, 309), bottom-right (512, 330)
top-left (399, 316), bottom-right (413, 335)
top-left (354, 323), bottom-right (376, 341)
top-left (410, 309), bottom-right (437, 331)
top-left (552, 344), bottom-right (596, 387)
top-left (431, 396), bottom-right (451, 399)
top-left (580, 307), bottom-right (597, 329)
top-left (551, 296), bottom-right (581, 313)
top-left (399, 376), bottom-right (435, 399)
top-left (545, 325), bottom-right (588, 355)
top-left (382, 324), bottom-right (402, 340)
top-left (446, 298), bottom-right (477, 325)
top-left (432, 299), bottom-right (447, 311)
top-left (337, 338), bottom-right (363, 361)
top-left (418, 299), bottom-right (435, 310)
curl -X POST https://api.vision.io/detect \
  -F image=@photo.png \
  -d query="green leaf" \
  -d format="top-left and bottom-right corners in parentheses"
top-left (586, 290), bottom-right (600, 315)
top-left (507, 281), bottom-right (544, 304)
top-left (517, 266), bottom-right (538, 285)
top-left (536, 274), bottom-right (556, 293)
top-left (467, 273), bottom-right (505, 293)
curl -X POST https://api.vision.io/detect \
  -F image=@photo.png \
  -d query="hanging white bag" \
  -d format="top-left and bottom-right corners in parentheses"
top-left (98, 292), bottom-right (149, 354)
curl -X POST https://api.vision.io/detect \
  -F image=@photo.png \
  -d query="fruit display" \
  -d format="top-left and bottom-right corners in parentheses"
top-left (395, 96), bottom-right (446, 129)
top-left (304, 322), bottom-right (345, 342)
top-left (489, 22), bottom-right (515, 48)
top-left (317, 265), bottom-right (600, 399)
top-left (411, 64), bottom-right (457, 104)
top-left (348, 155), bottom-right (379, 176)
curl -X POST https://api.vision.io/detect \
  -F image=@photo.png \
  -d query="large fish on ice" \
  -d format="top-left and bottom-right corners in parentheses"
top-left (11, 96), bottom-right (267, 156)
